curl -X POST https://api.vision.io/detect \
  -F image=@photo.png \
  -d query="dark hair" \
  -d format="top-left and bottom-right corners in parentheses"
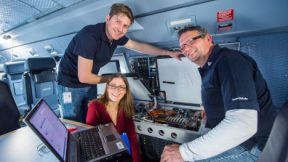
top-left (91, 74), bottom-right (134, 118)
top-left (177, 25), bottom-right (208, 38)
top-left (109, 3), bottom-right (134, 24)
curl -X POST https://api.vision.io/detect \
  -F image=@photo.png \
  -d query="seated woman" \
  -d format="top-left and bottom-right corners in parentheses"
top-left (86, 74), bottom-right (141, 162)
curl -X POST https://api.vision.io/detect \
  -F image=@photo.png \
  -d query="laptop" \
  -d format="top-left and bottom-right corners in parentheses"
top-left (24, 99), bottom-right (128, 162)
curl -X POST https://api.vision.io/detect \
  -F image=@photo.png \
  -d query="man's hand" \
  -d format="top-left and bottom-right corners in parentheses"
top-left (160, 144), bottom-right (185, 162)
top-left (168, 51), bottom-right (182, 60)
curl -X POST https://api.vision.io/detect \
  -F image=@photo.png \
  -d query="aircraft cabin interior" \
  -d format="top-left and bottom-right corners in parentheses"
top-left (0, 0), bottom-right (287, 162)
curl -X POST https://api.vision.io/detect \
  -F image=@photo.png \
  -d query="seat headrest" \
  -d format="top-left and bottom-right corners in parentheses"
top-left (3, 61), bottom-right (25, 74)
top-left (25, 57), bottom-right (56, 71)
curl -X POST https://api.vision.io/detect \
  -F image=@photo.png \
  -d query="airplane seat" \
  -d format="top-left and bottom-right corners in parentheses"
top-left (0, 73), bottom-right (8, 83)
top-left (3, 61), bottom-right (28, 115)
top-left (257, 101), bottom-right (288, 162)
top-left (23, 57), bottom-right (60, 116)
top-left (0, 80), bottom-right (21, 136)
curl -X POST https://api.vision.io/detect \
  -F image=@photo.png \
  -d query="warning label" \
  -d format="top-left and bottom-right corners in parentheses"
top-left (217, 9), bottom-right (234, 22)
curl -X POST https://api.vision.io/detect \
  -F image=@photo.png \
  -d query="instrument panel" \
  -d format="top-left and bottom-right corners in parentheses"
top-left (134, 101), bottom-right (209, 143)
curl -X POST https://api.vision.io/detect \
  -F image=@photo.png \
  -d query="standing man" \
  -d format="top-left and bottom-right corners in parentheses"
top-left (160, 25), bottom-right (277, 162)
top-left (57, 3), bottom-right (181, 122)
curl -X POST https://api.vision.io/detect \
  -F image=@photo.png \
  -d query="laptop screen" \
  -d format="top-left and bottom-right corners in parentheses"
top-left (28, 100), bottom-right (68, 161)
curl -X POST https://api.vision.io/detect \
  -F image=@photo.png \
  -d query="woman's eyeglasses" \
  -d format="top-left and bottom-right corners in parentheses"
top-left (108, 84), bottom-right (126, 91)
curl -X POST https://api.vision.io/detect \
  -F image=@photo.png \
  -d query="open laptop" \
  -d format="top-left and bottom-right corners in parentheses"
top-left (24, 99), bottom-right (128, 162)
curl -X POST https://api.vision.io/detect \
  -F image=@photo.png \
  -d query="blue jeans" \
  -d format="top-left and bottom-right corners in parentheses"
top-left (196, 145), bottom-right (261, 162)
top-left (57, 84), bottom-right (97, 123)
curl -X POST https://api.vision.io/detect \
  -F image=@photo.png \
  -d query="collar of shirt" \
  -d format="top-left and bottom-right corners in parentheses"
top-left (200, 45), bottom-right (222, 68)
top-left (100, 22), bottom-right (114, 45)
top-left (198, 45), bottom-right (222, 76)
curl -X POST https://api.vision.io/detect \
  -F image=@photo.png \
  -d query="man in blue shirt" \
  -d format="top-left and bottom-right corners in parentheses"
top-left (161, 25), bottom-right (277, 162)
top-left (57, 3), bottom-right (181, 122)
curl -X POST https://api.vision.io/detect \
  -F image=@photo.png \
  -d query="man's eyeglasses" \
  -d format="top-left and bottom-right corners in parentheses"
top-left (180, 34), bottom-right (205, 51)
top-left (108, 84), bottom-right (126, 91)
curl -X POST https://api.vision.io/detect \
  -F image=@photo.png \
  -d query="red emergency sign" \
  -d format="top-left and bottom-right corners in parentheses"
top-left (217, 9), bottom-right (234, 22)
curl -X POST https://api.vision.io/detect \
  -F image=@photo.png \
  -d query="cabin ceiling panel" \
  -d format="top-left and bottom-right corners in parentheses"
top-left (131, 0), bottom-right (214, 16)
top-left (53, 0), bottom-right (84, 7)
top-left (0, 0), bottom-right (84, 34)
top-left (23, 0), bottom-right (60, 12)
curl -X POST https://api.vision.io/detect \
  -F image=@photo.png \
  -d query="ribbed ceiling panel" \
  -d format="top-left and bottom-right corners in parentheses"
top-left (0, 0), bottom-right (83, 34)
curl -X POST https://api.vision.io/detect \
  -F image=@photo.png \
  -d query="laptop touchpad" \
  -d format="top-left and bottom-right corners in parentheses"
top-left (106, 134), bottom-right (116, 142)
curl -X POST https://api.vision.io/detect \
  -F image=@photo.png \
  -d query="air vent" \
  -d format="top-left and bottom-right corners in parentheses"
top-left (168, 16), bottom-right (196, 33)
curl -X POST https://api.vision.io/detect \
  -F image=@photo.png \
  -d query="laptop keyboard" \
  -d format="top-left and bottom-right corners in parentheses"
top-left (78, 128), bottom-right (106, 161)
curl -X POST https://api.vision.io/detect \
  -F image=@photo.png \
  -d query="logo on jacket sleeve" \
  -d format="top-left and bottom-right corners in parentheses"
top-left (232, 97), bottom-right (248, 101)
